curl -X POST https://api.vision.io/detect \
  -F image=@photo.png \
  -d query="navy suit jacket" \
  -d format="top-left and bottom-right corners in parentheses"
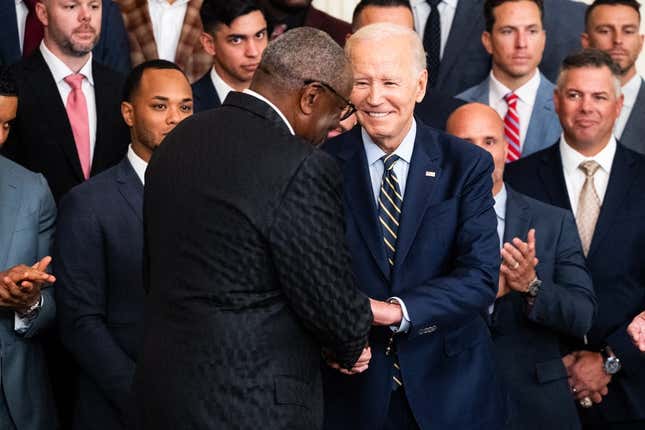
top-left (492, 186), bottom-right (595, 430)
top-left (505, 142), bottom-right (645, 423)
top-left (54, 158), bottom-right (145, 430)
top-left (191, 71), bottom-right (221, 113)
top-left (457, 73), bottom-right (561, 158)
top-left (322, 124), bottom-right (506, 430)
top-left (414, 90), bottom-right (465, 131)
top-left (620, 78), bottom-right (645, 156)
top-left (0, 0), bottom-right (131, 73)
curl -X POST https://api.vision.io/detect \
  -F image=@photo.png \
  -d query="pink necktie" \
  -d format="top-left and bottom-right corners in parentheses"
top-left (64, 74), bottom-right (91, 179)
top-left (504, 92), bottom-right (521, 162)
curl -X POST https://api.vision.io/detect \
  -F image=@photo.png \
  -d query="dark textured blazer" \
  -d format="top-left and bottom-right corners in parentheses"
top-left (0, 155), bottom-right (57, 430)
top-left (322, 124), bottom-right (506, 430)
top-left (619, 78), bottom-right (645, 156)
top-left (505, 142), bottom-right (645, 424)
top-left (0, 0), bottom-right (131, 73)
top-left (54, 158), bottom-right (145, 430)
top-left (2, 49), bottom-right (130, 203)
top-left (414, 90), bottom-right (465, 131)
top-left (492, 186), bottom-right (595, 430)
top-left (191, 71), bottom-right (220, 113)
top-left (133, 92), bottom-right (372, 429)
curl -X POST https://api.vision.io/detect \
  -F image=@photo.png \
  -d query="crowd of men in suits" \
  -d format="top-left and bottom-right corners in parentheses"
top-left (1, 0), bottom-right (645, 429)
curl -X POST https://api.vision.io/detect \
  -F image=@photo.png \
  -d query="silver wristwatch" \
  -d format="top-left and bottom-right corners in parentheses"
top-left (601, 346), bottom-right (622, 375)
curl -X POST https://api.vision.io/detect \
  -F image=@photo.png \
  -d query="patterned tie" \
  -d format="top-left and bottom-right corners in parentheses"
top-left (504, 92), bottom-right (521, 162)
top-left (23, 0), bottom-right (44, 58)
top-left (576, 160), bottom-right (602, 256)
top-left (423, 0), bottom-right (442, 87)
top-left (378, 154), bottom-right (403, 269)
top-left (64, 74), bottom-right (91, 179)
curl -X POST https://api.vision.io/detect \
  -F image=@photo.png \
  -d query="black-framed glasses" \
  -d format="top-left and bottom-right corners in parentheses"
top-left (304, 79), bottom-right (357, 121)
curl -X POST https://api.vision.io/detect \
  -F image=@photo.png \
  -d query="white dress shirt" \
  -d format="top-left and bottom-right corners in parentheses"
top-left (489, 70), bottom-right (541, 151)
top-left (362, 121), bottom-right (417, 333)
top-left (243, 89), bottom-right (294, 135)
top-left (410, 0), bottom-right (458, 59)
top-left (560, 135), bottom-right (616, 215)
top-left (40, 41), bottom-right (97, 161)
top-left (614, 73), bottom-right (642, 140)
top-left (127, 144), bottom-right (148, 185)
top-left (147, 0), bottom-right (190, 61)
top-left (15, 0), bottom-right (28, 53)
top-left (210, 67), bottom-right (234, 103)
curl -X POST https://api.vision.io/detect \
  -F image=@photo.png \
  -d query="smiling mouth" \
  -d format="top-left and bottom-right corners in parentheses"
top-left (364, 111), bottom-right (391, 118)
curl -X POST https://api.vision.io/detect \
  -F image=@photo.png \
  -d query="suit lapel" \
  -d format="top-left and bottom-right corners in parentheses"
top-left (470, 78), bottom-right (490, 104)
top-left (0, 0), bottom-right (21, 62)
top-left (116, 158), bottom-right (144, 221)
top-left (339, 129), bottom-right (390, 279)
top-left (122, 0), bottom-right (158, 60)
top-left (91, 62), bottom-right (120, 174)
top-left (587, 145), bottom-right (637, 258)
top-left (438, 1), bottom-right (482, 85)
top-left (0, 168), bottom-right (20, 269)
top-left (503, 187), bottom-right (531, 243)
top-left (524, 75), bottom-right (556, 156)
top-left (537, 143), bottom-right (571, 210)
top-left (25, 51), bottom-right (85, 181)
top-left (395, 126), bottom-right (441, 268)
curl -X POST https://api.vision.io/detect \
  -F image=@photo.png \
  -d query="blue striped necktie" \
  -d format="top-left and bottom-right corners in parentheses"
top-left (378, 154), bottom-right (403, 270)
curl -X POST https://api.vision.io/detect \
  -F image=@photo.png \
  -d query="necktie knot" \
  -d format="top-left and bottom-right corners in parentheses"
top-left (383, 154), bottom-right (400, 171)
top-left (64, 73), bottom-right (85, 90)
top-left (427, 0), bottom-right (441, 7)
top-left (579, 160), bottom-right (601, 177)
top-left (504, 92), bottom-right (519, 106)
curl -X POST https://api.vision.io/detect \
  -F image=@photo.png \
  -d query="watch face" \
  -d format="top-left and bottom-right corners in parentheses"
top-left (605, 357), bottom-right (621, 374)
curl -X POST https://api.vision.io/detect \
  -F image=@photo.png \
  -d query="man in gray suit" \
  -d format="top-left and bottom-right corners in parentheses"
top-left (0, 68), bottom-right (58, 429)
top-left (582, 0), bottom-right (645, 155)
top-left (457, 0), bottom-right (561, 161)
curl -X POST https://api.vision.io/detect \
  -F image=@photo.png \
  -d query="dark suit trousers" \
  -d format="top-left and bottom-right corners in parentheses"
top-left (580, 408), bottom-right (645, 430)
top-left (385, 387), bottom-right (420, 430)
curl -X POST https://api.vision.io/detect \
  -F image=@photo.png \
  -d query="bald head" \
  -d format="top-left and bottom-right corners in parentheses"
top-left (447, 103), bottom-right (507, 194)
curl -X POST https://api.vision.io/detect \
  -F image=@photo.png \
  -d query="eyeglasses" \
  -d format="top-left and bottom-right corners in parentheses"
top-left (304, 79), bottom-right (357, 121)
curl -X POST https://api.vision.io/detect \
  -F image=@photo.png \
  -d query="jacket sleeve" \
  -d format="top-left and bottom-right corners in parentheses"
top-left (268, 150), bottom-right (373, 370)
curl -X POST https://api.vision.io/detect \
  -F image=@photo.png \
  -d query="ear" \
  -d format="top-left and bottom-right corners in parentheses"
top-left (552, 89), bottom-right (561, 116)
top-left (121, 101), bottom-right (135, 127)
top-left (298, 84), bottom-right (322, 116)
top-left (35, 1), bottom-right (48, 27)
top-left (616, 93), bottom-right (625, 118)
top-left (415, 68), bottom-right (428, 103)
top-left (580, 32), bottom-right (590, 49)
top-left (481, 31), bottom-right (493, 55)
top-left (200, 32), bottom-right (216, 56)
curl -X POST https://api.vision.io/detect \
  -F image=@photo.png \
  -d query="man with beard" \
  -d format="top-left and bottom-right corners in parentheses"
top-left (258, 0), bottom-right (351, 46)
top-left (582, 0), bottom-right (645, 155)
top-left (55, 60), bottom-right (193, 430)
top-left (2, 0), bottom-right (129, 202)
top-left (192, 0), bottom-right (268, 112)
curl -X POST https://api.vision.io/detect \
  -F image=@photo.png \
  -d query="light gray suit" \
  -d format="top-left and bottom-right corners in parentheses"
top-left (0, 155), bottom-right (57, 430)
top-left (620, 78), bottom-right (645, 155)
top-left (457, 73), bottom-right (562, 159)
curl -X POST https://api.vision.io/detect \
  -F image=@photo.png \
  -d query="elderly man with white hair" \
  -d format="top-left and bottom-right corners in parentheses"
top-left (321, 23), bottom-right (507, 430)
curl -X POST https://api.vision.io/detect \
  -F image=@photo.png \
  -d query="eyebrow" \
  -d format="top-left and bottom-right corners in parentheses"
top-left (227, 27), bottom-right (268, 39)
top-left (150, 96), bottom-right (194, 102)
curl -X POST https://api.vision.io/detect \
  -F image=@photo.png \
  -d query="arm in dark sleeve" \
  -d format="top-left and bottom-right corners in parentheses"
top-left (269, 150), bottom-right (372, 369)
top-left (527, 211), bottom-right (596, 338)
top-left (54, 190), bottom-right (135, 424)
top-left (398, 152), bottom-right (500, 338)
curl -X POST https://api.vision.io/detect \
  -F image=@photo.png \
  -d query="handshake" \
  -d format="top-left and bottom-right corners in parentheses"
top-left (325, 298), bottom-right (404, 375)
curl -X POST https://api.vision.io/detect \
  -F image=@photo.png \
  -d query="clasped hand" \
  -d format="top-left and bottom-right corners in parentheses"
top-left (0, 256), bottom-right (55, 313)
top-left (562, 351), bottom-right (611, 405)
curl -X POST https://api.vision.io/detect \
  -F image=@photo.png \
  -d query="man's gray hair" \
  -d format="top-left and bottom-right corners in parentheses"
top-left (556, 49), bottom-right (623, 97)
top-left (258, 27), bottom-right (350, 92)
top-left (345, 23), bottom-right (427, 76)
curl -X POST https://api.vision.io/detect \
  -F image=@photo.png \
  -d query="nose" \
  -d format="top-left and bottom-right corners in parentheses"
top-left (516, 30), bottom-right (527, 48)
top-left (366, 83), bottom-right (383, 106)
top-left (166, 107), bottom-right (182, 125)
top-left (579, 94), bottom-right (594, 113)
top-left (246, 40), bottom-right (260, 57)
top-left (78, 4), bottom-right (91, 21)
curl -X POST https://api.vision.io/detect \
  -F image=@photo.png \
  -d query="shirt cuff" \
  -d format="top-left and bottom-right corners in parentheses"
top-left (388, 296), bottom-right (411, 333)
top-left (14, 295), bottom-right (43, 333)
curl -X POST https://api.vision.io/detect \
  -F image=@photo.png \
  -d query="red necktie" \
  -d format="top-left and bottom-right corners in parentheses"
top-left (64, 74), bottom-right (91, 179)
top-left (23, 0), bottom-right (44, 58)
top-left (504, 93), bottom-right (521, 162)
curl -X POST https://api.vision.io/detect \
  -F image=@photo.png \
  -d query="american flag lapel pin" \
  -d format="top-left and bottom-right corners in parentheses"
top-left (425, 171), bottom-right (436, 177)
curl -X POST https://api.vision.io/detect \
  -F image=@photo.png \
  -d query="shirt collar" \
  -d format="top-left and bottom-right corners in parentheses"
top-left (127, 144), bottom-right (148, 185)
top-left (559, 133), bottom-right (617, 177)
top-left (494, 183), bottom-right (507, 221)
top-left (362, 120), bottom-right (417, 167)
top-left (39, 41), bottom-right (94, 86)
top-left (621, 73), bottom-right (642, 108)
top-left (151, 0), bottom-right (189, 6)
top-left (410, 0), bottom-right (458, 7)
top-left (210, 67), bottom-right (235, 103)
top-left (243, 89), bottom-right (295, 135)
top-left (489, 69), bottom-right (541, 107)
